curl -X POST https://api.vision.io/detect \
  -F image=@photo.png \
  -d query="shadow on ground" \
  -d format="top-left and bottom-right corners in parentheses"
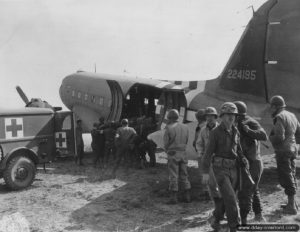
top-left (59, 159), bottom-right (214, 232)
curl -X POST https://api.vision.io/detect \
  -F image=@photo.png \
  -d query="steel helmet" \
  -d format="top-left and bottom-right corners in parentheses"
top-left (121, 118), bottom-right (129, 126)
top-left (220, 102), bottom-right (238, 116)
top-left (270, 95), bottom-right (286, 108)
top-left (205, 107), bottom-right (218, 117)
top-left (195, 109), bottom-right (206, 120)
top-left (167, 109), bottom-right (179, 121)
top-left (234, 101), bottom-right (247, 116)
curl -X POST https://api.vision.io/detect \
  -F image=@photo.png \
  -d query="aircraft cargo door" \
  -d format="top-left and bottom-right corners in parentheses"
top-left (156, 90), bottom-right (187, 129)
top-left (54, 111), bottom-right (76, 157)
top-left (107, 80), bottom-right (123, 122)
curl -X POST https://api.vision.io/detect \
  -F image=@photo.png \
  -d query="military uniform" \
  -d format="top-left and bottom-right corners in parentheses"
top-left (103, 123), bottom-right (116, 164)
top-left (193, 109), bottom-right (206, 152)
top-left (136, 118), bottom-right (157, 167)
top-left (270, 109), bottom-right (300, 199)
top-left (196, 122), bottom-right (221, 199)
top-left (163, 118), bottom-right (191, 194)
top-left (236, 114), bottom-right (267, 223)
top-left (91, 123), bottom-right (105, 167)
top-left (112, 121), bottom-right (137, 176)
top-left (202, 122), bottom-right (244, 229)
top-left (75, 124), bottom-right (84, 165)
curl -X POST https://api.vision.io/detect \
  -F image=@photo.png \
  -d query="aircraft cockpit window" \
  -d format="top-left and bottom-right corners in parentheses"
top-left (72, 90), bottom-right (75, 97)
top-left (126, 95), bottom-right (130, 100)
top-left (84, 94), bottom-right (88, 101)
top-left (99, 97), bottom-right (104, 106)
top-left (78, 92), bottom-right (81, 99)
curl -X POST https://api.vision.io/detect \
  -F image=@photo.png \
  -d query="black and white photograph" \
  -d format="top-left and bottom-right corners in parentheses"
top-left (0, 0), bottom-right (300, 231)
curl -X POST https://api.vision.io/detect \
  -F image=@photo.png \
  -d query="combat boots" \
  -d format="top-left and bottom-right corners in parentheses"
top-left (282, 195), bottom-right (298, 215)
top-left (208, 214), bottom-right (221, 231)
top-left (253, 213), bottom-right (266, 222)
top-left (167, 191), bottom-right (178, 204)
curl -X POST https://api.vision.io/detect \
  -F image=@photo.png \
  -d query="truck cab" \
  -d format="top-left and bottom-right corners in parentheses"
top-left (0, 108), bottom-right (75, 190)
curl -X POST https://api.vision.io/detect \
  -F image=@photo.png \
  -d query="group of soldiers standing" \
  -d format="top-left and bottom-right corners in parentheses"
top-left (75, 115), bottom-right (157, 177)
top-left (163, 95), bottom-right (300, 232)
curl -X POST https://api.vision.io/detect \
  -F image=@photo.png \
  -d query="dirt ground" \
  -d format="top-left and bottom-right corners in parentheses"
top-left (1, 151), bottom-right (300, 232)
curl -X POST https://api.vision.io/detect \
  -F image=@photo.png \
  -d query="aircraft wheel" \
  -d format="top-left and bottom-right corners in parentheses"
top-left (4, 156), bottom-right (36, 190)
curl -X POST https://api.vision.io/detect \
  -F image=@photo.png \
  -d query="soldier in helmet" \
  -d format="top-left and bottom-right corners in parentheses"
top-left (202, 102), bottom-right (249, 232)
top-left (111, 118), bottom-right (137, 178)
top-left (163, 109), bottom-right (191, 204)
top-left (234, 101), bottom-right (267, 224)
top-left (193, 109), bottom-right (206, 152)
top-left (196, 107), bottom-right (221, 207)
top-left (269, 95), bottom-right (300, 215)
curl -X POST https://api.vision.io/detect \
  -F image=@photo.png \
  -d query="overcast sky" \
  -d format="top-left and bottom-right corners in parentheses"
top-left (0, 0), bottom-right (267, 109)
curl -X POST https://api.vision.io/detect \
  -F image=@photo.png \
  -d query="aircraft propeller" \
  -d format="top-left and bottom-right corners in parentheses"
top-left (15, 85), bottom-right (62, 111)
top-left (16, 85), bottom-right (30, 105)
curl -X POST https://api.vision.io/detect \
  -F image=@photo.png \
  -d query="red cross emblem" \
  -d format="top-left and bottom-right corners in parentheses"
top-left (55, 132), bottom-right (67, 148)
top-left (5, 118), bottom-right (24, 139)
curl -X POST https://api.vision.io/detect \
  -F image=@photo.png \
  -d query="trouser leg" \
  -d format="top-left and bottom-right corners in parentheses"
top-left (148, 140), bottom-right (156, 167)
top-left (276, 154), bottom-right (297, 196)
top-left (251, 159), bottom-right (263, 215)
top-left (214, 166), bottom-right (239, 229)
top-left (77, 145), bottom-right (84, 165)
top-left (178, 159), bottom-right (191, 190)
top-left (168, 156), bottom-right (179, 192)
top-left (208, 166), bottom-right (221, 199)
top-left (213, 197), bottom-right (226, 222)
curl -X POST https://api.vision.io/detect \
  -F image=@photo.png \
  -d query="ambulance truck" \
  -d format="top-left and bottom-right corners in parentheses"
top-left (0, 108), bottom-right (75, 190)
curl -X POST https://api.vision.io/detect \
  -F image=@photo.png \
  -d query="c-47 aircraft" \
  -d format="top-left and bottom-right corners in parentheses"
top-left (59, 0), bottom-right (300, 157)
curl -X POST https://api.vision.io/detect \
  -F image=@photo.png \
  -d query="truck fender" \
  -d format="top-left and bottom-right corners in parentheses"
top-left (0, 147), bottom-right (39, 170)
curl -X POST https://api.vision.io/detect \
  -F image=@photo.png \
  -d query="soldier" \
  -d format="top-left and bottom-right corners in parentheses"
top-left (202, 102), bottom-right (249, 232)
top-left (91, 122), bottom-right (105, 168)
top-left (269, 95), bottom-right (300, 215)
top-left (111, 118), bottom-right (137, 178)
top-left (75, 119), bottom-right (84, 166)
top-left (234, 101), bottom-right (267, 224)
top-left (196, 107), bottom-right (222, 209)
top-left (137, 117), bottom-right (157, 168)
top-left (103, 121), bottom-right (116, 165)
top-left (193, 109), bottom-right (206, 152)
top-left (163, 109), bottom-right (191, 204)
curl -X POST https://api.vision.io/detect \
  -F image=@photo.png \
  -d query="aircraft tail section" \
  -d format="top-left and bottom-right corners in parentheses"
top-left (205, 0), bottom-right (277, 102)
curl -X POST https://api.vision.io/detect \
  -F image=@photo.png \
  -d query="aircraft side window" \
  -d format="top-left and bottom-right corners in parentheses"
top-left (72, 90), bottom-right (75, 97)
top-left (154, 99), bottom-right (158, 106)
top-left (66, 86), bottom-right (71, 94)
top-left (84, 93), bottom-right (88, 101)
top-left (108, 99), bottom-right (112, 107)
top-left (91, 96), bottom-right (96, 103)
top-left (144, 98), bottom-right (148, 104)
top-left (99, 97), bottom-right (104, 106)
top-left (78, 92), bottom-right (81, 99)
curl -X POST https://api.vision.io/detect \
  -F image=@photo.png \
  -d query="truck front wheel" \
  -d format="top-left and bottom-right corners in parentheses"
top-left (4, 156), bottom-right (36, 190)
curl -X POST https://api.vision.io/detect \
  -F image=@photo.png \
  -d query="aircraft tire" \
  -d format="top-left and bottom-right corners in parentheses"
top-left (4, 156), bottom-right (36, 190)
